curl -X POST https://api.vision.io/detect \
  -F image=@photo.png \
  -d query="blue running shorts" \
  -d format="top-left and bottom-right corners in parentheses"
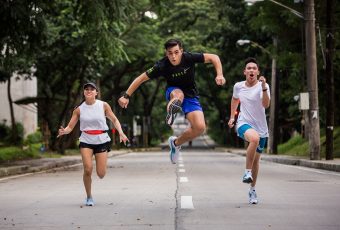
top-left (165, 87), bottom-right (203, 115)
top-left (237, 124), bottom-right (267, 153)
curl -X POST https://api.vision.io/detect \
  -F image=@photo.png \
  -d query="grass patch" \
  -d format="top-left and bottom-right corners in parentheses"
top-left (0, 146), bottom-right (41, 163)
top-left (278, 134), bottom-right (309, 156)
top-left (278, 126), bottom-right (340, 158)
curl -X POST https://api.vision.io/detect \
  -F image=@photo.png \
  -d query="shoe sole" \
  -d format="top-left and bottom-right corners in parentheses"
top-left (242, 177), bottom-right (253, 183)
top-left (166, 100), bottom-right (182, 126)
top-left (249, 200), bottom-right (258, 204)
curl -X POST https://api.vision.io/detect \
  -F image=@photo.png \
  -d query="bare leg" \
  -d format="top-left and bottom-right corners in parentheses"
top-left (95, 152), bottom-right (108, 179)
top-left (251, 153), bottom-right (261, 187)
top-left (175, 111), bottom-right (206, 146)
top-left (243, 129), bottom-right (260, 170)
top-left (81, 148), bottom-right (94, 198)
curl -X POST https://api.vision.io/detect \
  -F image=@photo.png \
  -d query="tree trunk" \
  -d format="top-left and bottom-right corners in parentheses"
top-left (7, 77), bottom-right (19, 145)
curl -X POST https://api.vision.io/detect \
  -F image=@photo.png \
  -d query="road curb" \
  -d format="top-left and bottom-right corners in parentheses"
top-left (217, 147), bottom-right (340, 173)
top-left (0, 159), bottom-right (82, 177)
top-left (0, 149), bottom-right (132, 178)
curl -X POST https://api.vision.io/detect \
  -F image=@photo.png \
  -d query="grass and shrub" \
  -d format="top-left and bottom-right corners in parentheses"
top-left (278, 126), bottom-right (340, 158)
top-left (0, 144), bottom-right (41, 164)
top-left (0, 130), bottom-right (45, 164)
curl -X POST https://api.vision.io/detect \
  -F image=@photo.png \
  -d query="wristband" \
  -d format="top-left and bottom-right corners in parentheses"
top-left (121, 91), bottom-right (130, 99)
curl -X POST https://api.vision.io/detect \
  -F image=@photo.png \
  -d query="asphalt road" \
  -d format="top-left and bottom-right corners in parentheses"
top-left (1, 149), bottom-right (340, 230)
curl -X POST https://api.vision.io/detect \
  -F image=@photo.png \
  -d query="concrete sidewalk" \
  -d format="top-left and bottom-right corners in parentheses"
top-left (0, 150), bottom-right (130, 178)
top-left (1, 147), bottom-right (339, 178)
top-left (220, 148), bottom-right (340, 173)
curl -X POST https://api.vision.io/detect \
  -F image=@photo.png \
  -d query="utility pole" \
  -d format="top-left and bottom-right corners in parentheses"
top-left (304, 0), bottom-right (320, 160)
top-left (268, 37), bottom-right (278, 154)
top-left (325, 0), bottom-right (335, 160)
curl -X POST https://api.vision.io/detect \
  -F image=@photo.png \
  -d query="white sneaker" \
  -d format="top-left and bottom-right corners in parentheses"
top-left (242, 171), bottom-right (253, 183)
top-left (248, 189), bottom-right (258, 204)
top-left (85, 197), bottom-right (94, 206)
top-left (168, 136), bottom-right (181, 164)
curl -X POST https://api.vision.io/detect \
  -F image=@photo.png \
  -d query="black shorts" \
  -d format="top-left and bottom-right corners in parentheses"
top-left (79, 142), bottom-right (111, 154)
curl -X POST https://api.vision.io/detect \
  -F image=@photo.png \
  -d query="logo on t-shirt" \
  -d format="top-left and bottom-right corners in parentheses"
top-left (171, 67), bottom-right (191, 78)
top-left (184, 67), bottom-right (190, 73)
top-left (146, 67), bottom-right (154, 75)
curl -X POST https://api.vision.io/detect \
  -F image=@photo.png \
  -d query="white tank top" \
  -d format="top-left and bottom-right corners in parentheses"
top-left (79, 100), bottom-right (111, 144)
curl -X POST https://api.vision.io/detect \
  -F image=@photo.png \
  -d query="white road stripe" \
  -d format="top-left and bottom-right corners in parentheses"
top-left (180, 177), bottom-right (188, 182)
top-left (179, 164), bottom-right (184, 167)
top-left (178, 169), bottom-right (186, 173)
top-left (181, 196), bottom-right (194, 209)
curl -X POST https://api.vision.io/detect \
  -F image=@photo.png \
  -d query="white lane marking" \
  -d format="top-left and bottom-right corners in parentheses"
top-left (178, 156), bottom-right (183, 162)
top-left (180, 177), bottom-right (188, 182)
top-left (178, 169), bottom-right (186, 173)
top-left (181, 196), bottom-right (194, 209)
top-left (179, 164), bottom-right (185, 167)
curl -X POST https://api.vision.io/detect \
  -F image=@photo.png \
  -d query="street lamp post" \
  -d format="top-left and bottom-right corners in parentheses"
top-left (245, 0), bottom-right (303, 18)
top-left (304, 0), bottom-right (320, 160)
top-left (236, 38), bottom-right (278, 154)
top-left (244, 0), bottom-right (320, 160)
top-left (269, 37), bottom-right (278, 154)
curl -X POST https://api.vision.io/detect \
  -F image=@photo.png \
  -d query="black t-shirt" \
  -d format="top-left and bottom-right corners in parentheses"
top-left (145, 52), bottom-right (205, 98)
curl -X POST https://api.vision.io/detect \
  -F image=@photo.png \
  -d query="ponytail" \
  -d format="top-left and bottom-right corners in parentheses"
top-left (74, 99), bottom-right (85, 110)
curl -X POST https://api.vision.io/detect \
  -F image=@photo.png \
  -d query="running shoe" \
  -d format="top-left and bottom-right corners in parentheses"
top-left (166, 99), bottom-right (182, 126)
top-left (242, 171), bottom-right (253, 183)
top-left (85, 197), bottom-right (94, 206)
top-left (168, 136), bottom-right (181, 164)
top-left (249, 189), bottom-right (258, 204)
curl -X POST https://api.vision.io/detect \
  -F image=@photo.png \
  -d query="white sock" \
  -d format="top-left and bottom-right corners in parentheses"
top-left (250, 186), bottom-right (255, 191)
top-left (245, 169), bottom-right (252, 174)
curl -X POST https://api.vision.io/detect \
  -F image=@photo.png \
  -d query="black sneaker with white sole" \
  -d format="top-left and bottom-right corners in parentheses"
top-left (166, 99), bottom-right (182, 126)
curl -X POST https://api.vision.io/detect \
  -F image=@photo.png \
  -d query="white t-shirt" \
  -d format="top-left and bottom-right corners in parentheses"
top-left (79, 100), bottom-right (111, 144)
top-left (233, 81), bottom-right (270, 138)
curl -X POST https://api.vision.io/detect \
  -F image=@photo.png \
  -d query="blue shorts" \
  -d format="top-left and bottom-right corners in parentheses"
top-left (237, 124), bottom-right (267, 153)
top-left (165, 87), bottom-right (203, 115)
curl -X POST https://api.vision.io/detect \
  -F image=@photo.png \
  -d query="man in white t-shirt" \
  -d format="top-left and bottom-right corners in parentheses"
top-left (228, 57), bottom-right (270, 204)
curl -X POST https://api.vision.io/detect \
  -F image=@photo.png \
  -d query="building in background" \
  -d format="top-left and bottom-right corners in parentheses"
top-left (0, 74), bottom-right (37, 137)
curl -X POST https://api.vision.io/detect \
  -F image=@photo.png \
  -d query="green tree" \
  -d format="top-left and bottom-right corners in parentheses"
top-left (31, 0), bottom-right (138, 151)
top-left (0, 0), bottom-right (47, 145)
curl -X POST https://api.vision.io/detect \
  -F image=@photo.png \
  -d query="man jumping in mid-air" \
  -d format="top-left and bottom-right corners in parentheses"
top-left (118, 38), bottom-right (225, 164)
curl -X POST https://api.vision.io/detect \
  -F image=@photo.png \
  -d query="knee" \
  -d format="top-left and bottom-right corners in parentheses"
top-left (193, 123), bottom-right (206, 135)
top-left (83, 166), bottom-right (93, 177)
top-left (248, 134), bottom-right (260, 145)
top-left (97, 170), bottom-right (106, 179)
top-left (171, 90), bottom-right (184, 101)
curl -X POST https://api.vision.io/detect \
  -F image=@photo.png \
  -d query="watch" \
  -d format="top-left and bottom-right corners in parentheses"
top-left (122, 91), bottom-right (130, 99)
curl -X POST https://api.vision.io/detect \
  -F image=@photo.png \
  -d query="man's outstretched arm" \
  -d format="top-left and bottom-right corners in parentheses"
top-left (118, 72), bottom-right (150, 108)
top-left (203, 53), bottom-right (225, 86)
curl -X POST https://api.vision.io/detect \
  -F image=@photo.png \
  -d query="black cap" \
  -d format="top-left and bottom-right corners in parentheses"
top-left (83, 82), bottom-right (97, 90)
